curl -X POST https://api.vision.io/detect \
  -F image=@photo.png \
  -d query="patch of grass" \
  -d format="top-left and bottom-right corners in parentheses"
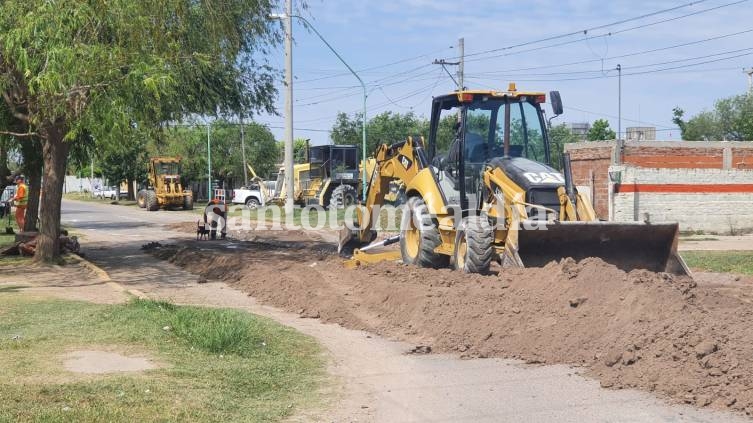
top-left (681, 250), bottom-right (753, 275)
top-left (0, 296), bottom-right (326, 422)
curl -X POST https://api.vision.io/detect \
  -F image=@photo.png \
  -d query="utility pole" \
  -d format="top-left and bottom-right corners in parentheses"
top-left (458, 37), bottom-right (464, 91)
top-left (617, 64), bottom-right (622, 142)
top-left (240, 114), bottom-right (248, 186)
top-left (283, 0), bottom-right (294, 215)
top-left (207, 122), bottom-right (212, 200)
top-left (744, 68), bottom-right (753, 94)
top-left (432, 38), bottom-right (465, 92)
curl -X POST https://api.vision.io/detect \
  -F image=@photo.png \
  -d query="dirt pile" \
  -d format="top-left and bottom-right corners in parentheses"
top-left (151, 241), bottom-right (753, 415)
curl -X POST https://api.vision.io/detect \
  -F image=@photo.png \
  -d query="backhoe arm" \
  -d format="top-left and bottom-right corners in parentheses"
top-left (340, 136), bottom-right (426, 250)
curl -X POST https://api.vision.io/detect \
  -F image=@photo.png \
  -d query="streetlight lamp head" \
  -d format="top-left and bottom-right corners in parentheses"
top-left (268, 13), bottom-right (286, 19)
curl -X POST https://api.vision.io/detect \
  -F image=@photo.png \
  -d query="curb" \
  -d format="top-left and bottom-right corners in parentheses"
top-left (68, 253), bottom-right (149, 300)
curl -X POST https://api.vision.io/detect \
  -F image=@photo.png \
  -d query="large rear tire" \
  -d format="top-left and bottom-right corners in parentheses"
top-left (136, 189), bottom-right (147, 208)
top-left (400, 196), bottom-right (449, 268)
top-left (183, 195), bottom-right (193, 210)
top-left (454, 216), bottom-right (493, 274)
top-left (145, 190), bottom-right (159, 211)
top-left (329, 184), bottom-right (357, 209)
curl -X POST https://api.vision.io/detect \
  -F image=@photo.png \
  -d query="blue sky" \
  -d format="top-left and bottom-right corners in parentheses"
top-left (255, 0), bottom-right (753, 145)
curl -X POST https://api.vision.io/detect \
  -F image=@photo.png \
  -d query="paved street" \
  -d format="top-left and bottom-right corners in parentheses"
top-left (59, 199), bottom-right (746, 423)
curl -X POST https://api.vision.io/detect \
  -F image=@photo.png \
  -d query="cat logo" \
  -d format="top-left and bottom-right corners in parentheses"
top-left (399, 155), bottom-right (412, 170)
top-left (523, 172), bottom-right (565, 184)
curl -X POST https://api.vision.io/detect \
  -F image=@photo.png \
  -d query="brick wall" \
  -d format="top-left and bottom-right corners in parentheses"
top-left (566, 142), bottom-right (613, 217)
top-left (565, 141), bottom-right (753, 234)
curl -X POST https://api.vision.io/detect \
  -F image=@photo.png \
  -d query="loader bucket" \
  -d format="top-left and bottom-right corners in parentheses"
top-left (507, 221), bottom-right (689, 276)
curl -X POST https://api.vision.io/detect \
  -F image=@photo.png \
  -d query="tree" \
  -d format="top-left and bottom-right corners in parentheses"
top-left (100, 135), bottom-right (149, 200)
top-left (548, 123), bottom-right (580, 169)
top-left (331, 111), bottom-right (429, 155)
top-left (587, 119), bottom-right (616, 141)
top-left (673, 95), bottom-right (753, 141)
top-left (162, 120), bottom-right (279, 190)
top-left (0, 1), bottom-right (280, 261)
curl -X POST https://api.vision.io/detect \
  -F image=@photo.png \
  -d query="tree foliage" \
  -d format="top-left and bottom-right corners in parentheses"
top-left (549, 123), bottom-right (580, 169)
top-left (161, 120), bottom-right (279, 188)
top-left (673, 95), bottom-right (753, 141)
top-left (331, 111), bottom-right (429, 155)
top-left (0, 0), bottom-right (282, 261)
top-left (586, 119), bottom-right (616, 141)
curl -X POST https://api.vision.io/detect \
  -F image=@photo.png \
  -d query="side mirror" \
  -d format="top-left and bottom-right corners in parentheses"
top-left (549, 91), bottom-right (563, 116)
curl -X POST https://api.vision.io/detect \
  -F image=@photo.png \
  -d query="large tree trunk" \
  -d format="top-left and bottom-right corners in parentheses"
top-left (21, 138), bottom-right (43, 232)
top-left (127, 178), bottom-right (135, 201)
top-left (0, 139), bottom-right (10, 193)
top-left (35, 124), bottom-right (69, 263)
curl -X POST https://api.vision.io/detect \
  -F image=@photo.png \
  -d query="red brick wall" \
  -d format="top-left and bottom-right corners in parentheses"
top-left (732, 148), bottom-right (753, 169)
top-left (565, 141), bottom-right (753, 219)
top-left (568, 145), bottom-right (612, 217)
top-left (623, 146), bottom-right (724, 169)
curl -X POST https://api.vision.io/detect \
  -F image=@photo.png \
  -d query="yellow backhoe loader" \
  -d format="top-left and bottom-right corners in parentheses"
top-left (339, 86), bottom-right (688, 275)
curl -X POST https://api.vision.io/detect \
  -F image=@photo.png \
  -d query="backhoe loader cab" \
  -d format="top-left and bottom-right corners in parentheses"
top-left (341, 86), bottom-right (688, 276)
top-left (428, 90), bottom-right (556, 213)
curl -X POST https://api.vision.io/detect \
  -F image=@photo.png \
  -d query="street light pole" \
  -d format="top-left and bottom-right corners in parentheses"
top-left (207, 121), bottom-right (212, 200)
top-left (271, 12), bottom-right (368, 201)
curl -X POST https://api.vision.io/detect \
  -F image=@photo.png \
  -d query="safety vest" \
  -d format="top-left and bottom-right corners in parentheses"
top-left (15, 183), bottom-right (28, 206)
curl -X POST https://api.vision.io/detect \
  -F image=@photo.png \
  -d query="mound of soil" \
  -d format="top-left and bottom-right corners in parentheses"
top-left (152, 241), bottom-right (753, 415)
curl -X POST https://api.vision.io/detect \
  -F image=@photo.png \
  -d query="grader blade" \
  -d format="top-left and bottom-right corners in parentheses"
top-left (507, 221), bottom-right (689, 276)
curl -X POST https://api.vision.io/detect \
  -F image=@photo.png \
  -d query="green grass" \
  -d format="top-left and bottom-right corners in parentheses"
top-left (681, 250), bottom-right (753, 275)
top-left (0, 217), bottom-right (19, 249)
top-left (0, 296), bottom-right (326, 423)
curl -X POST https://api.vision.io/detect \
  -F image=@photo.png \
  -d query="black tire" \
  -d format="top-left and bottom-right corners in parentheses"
top-left (183, 195), bottom-right (193, 210)
top-left (136, 190), bottom-right (147, 208)
top-left (145, 190), bottom-right (159, 211)
top-left (329, 184), bottom-right (358, 209)
top-left (453, 216), bottom-right (493, 274)
top-left (399, 196), bottom-right (449, 268)
top-left (245, 197), bottom-right (261, 209)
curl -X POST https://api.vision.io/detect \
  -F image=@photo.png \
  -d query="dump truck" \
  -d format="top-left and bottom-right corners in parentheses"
top-left (340, 86), bottom-right (688, 276)
top-left (137, 157), bottom-right (193, 211)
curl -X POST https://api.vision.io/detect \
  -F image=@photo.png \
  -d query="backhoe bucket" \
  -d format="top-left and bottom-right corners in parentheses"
top-left (505, 221), bottom-right (689, 276)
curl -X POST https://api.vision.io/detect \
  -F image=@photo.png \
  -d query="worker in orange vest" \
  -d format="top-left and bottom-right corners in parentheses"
top-left (11, 175), bottom-right (28, 231)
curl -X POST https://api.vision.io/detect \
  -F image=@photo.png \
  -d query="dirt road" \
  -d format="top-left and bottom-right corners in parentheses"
top-left (58, 199), bottom-right (748, 422)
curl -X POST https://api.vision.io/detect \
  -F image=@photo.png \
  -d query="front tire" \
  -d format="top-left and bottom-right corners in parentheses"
top-left (137, 190), bottom-right (147, 208)
top-left (400, 196), bottom-right (448, 268)
top-left (329, 184), bottom-right (357, 209)
top-left (453, 216), bottom-right (493, 274)
top-left (145, 190), bottom-right (159, 211)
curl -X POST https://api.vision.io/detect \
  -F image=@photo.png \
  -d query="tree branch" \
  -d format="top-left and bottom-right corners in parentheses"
top-left (0, 130), bottom-right (37, 138)
top-left (1, 91), bottom-right (30, 123)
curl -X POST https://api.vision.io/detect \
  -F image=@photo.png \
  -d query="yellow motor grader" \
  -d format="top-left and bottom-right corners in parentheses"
top-left (339, 86), bottom-right (688, 275)
top-left (137, 157), bottom-right (193, 211)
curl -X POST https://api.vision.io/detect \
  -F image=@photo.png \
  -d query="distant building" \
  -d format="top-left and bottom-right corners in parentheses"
top-left (566, 122), bottom-right (591, 141)
top-left (626, 126), bottom-right (656, 141)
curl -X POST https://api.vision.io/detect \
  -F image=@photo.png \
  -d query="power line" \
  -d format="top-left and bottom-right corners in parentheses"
top-left (465, 51), bottom-right (753, 83)
top-left (462, 0), bottom-right (749, 64)
top-left (470, 28), bottom-right (753, 76)
top-left (466, 47), bottom-right (753, 78)
top-left (461, 0), bottom-right (713, 60)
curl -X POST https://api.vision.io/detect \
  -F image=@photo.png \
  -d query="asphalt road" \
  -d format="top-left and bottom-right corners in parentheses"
top-left (61, 199), bottom-right (745, 423)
